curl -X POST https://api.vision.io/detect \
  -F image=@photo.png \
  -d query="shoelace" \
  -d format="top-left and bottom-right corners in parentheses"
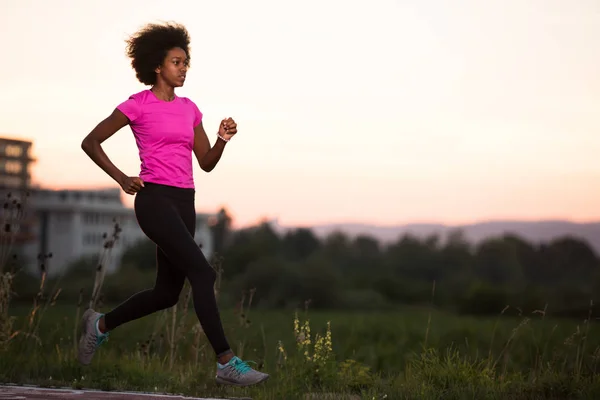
top-left (232, 358), bottom-right (257, 375)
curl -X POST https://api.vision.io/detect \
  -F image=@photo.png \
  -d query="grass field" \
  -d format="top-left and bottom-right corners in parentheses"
top-left (2, 287), bottom-right (600, 400)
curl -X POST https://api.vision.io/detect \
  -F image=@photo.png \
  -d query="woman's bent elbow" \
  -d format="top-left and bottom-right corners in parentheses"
top-left (80, 139), bottom-right (90, 153)
top-left (81, 137), bottom-right (96, 154)
top-left (199, 162), bottom-right (214, 173)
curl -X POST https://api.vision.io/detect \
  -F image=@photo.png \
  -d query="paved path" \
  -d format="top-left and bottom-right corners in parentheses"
top-left (0, 386), bottom-right (251, 400)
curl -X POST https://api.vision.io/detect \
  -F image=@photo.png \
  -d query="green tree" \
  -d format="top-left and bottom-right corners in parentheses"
top-left (473, 237), bottom-right (524, 287)
top-left (222, 222), bottom-right (282, 277)
top-left (211, 207), bottom-right (233, 257)
top-left (282, 228), bottom-right (321, 261)
top-left (539, 237), bottom-right (599, 286)
top-left (385, 234), bottom-right (441, 282)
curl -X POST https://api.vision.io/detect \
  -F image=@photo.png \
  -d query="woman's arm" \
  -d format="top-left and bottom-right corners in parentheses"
top-left (193, 118), bottom-right (237, 172)
top-left (81, 108), bottom-right (144, 194)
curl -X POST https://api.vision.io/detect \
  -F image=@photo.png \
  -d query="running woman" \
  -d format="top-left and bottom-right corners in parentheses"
top-left (79, 21), bottom-right (269, 387)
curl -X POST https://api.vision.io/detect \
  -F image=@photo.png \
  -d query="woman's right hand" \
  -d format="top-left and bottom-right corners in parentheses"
top-left (120, 176), bottom-right (145, 195)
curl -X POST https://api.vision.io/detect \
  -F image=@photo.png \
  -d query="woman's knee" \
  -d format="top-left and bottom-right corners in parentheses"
top-left (152, 287), bottom-right (181, 309)
top-left (188, 251), bottom-right (217, 284)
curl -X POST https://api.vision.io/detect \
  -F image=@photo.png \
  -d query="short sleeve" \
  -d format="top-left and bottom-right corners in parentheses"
top-left (191, 101), bottom-right (203, 127)
top-left (116, 97), bottom-right (141, 122)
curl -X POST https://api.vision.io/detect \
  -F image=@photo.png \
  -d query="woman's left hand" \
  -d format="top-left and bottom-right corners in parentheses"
top-left (218, 117), bottom-right (237, 141)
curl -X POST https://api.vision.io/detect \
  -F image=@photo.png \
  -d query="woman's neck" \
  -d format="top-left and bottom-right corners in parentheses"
top-left (151, 83), bottom-right (175, 101)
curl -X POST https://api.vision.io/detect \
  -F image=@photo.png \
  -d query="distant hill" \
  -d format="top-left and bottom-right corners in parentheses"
top-left (271, 220), bottom-right (600, 254)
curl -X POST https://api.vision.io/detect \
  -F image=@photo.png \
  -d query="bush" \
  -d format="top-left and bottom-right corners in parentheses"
top-left (457, 281), bottom-right (508, 315)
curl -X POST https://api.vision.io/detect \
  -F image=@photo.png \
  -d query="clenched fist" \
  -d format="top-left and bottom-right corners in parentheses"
top-left (218, 117), bottom-right (237, 141)
top-left (120, 176), bottom-right (144, 195)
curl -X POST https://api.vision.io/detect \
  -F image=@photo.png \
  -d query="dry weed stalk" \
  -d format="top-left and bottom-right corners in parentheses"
top-left (423, 280), bottom-right (436, 349)
top-left (237, 288), bottom-right (255, 328)
top-left (166, 281), bottom-right (195, 369)
top-left (233, 287), bottom-right (256, 359)
top-left (1, 192), bottom-right (59, 349)
top-left (0, 191), bottom-right (28, 275)
top-left (73, 288), bottom-right (84, 352)
top-left (0, 271), bottom-right (14, 349)
top-left (0, 191), bottom-right (28, 349)
top-left (89, 220), bottom-right (122, 309)
top-left (212, 254), bottom-right (224, 301)
top-left (173, 284), bottom-right (193, 342)
top-left (168, 303), bottom-right (177, 370)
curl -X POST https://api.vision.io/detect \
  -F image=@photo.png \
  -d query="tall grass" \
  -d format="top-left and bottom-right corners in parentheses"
top-left (0, 190), bottom-right (30, 350)
top-left (1, 196), bottom-right (600, 399)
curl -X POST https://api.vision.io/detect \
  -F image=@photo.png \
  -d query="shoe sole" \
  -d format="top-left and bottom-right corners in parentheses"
top-left (77, 309), bottom-right (95, 365)
top-left (215, 374), bottom-right (270, 387)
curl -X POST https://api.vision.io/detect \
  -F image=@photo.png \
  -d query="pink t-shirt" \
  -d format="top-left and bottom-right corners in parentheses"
top-left (116, 89), bottom-right (202, 189)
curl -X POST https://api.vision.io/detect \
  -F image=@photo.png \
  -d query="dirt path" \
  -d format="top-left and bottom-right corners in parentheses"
top-left (0, 385), bottom-right (252, 400)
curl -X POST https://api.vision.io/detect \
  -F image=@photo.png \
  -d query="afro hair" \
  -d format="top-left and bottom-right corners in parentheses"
top-left (125, 22), bottom-right (191, 86)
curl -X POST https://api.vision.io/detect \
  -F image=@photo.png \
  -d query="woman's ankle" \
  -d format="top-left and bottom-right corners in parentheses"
top-left (217, 350), bottom-right (234, 365)
top-left (97, 316), bottom-right (107, 334)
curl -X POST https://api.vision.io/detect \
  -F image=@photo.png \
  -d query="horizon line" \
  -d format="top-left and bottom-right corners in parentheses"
top-left (247, 217), bottom-right (600, 229)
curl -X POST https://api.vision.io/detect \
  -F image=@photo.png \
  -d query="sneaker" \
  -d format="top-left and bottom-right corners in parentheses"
top-left (77, 308), bottom-right (109, 365)
top-left (215, 356), bottom-right (270, 387)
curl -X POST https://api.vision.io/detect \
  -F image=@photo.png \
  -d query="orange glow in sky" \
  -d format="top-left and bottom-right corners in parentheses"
top-left (1, 0), bottom-right (599, 228)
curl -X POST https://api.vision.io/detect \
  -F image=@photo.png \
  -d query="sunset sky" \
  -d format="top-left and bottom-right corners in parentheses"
top-left (1, 0), bottom-right (599, 228)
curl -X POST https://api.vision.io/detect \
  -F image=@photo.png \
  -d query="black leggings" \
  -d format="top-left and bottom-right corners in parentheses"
top-left (103, 182), bottom-right (231, 357)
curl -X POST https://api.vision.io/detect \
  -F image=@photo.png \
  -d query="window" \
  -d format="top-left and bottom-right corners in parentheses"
top-left (5, 145), bottom-right (22, 157)
top-left (5, 161), bottom-right (22, 174)
top-left (83, 232), bottom-right (105, 246)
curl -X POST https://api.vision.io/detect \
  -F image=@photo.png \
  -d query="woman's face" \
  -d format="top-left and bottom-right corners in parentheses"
top-left (156, 47), bottom-right (189, 87)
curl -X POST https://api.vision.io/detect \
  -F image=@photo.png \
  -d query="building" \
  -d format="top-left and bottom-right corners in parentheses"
top-left (0, 137), bottom-right (37, 245)
top-left (19, 187), bottom-right (216, 277)
top-left (0, 137), bottom-right (35, 189)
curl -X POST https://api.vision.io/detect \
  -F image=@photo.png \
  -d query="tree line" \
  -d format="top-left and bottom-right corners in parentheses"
top-left (12, 208), bottom-right (600, 318)
top-left (205, 215), bottom-right (600, 317)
